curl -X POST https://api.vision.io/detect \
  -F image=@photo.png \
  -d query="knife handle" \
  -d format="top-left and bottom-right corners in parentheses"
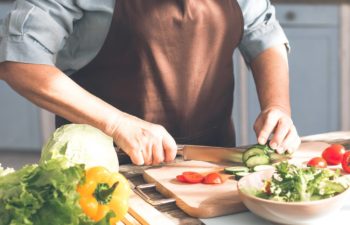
top-left (115, 145), bottom-right (185, 164)
top-left (176, 145), bottom-right (185, 156)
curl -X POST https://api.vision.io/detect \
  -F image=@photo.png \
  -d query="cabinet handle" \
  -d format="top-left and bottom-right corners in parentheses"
top-left (285, 11), bottom-right (296, 21)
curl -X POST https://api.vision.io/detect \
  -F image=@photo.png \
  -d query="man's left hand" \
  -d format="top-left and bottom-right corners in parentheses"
top-left (254, 106), bottom-right (301, 154)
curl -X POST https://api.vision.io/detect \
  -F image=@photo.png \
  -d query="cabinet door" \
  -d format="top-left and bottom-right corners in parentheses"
top-left (245, 27), bottom-right (339, 143)
top-left (0, 81), bottom-right (42, 150)
top-left (241, 5), bottom-right (340, 144)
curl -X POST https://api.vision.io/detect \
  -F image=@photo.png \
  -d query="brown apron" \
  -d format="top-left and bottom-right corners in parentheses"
top-left (57, 0), bottom-right (243, 148)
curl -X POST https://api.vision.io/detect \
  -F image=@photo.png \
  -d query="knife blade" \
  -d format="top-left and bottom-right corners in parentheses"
top-left (176, 144), bottom-right (290, 165)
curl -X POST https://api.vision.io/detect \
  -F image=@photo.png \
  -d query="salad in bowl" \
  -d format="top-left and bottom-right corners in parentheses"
top-left (237, 162), bottom-right (350, 225)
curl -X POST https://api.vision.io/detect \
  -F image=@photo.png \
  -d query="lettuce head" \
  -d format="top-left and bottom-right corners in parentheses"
top-left (40, 124), bottom-right (119, 172)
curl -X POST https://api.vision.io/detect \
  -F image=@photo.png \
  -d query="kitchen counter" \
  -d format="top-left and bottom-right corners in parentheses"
top-left (120, 131), bottom-right (350, 225)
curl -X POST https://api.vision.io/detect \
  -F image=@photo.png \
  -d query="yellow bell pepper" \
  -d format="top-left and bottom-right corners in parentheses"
top-left (77, 166), bottom-right (131, 224)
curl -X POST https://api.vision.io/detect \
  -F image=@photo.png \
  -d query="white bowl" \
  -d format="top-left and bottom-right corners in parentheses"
top-left (237, 169), bottom-right (350, 225)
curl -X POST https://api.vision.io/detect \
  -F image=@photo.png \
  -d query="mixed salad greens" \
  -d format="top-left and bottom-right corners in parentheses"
top-left (0, 158), bottom-right (113, 225)
top-left (0, 124), bottom-right (127, 225)
top-left (256, 162), bottom-right (350, 202)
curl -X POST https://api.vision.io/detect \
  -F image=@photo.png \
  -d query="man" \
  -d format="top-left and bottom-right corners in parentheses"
top-left (0, 0), bottom-right (300, 165)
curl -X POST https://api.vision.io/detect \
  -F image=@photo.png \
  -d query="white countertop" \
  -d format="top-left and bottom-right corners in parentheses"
top-left (201, 192), bottom-right (350, 225)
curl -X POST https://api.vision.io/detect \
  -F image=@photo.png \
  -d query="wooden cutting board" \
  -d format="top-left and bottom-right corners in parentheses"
top-left (143, 142), bottom-right (331, 218)
top-left (128, 191), bottom-right (176, 225)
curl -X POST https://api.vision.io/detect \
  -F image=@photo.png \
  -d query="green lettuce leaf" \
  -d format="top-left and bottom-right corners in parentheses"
top-left (265, 162), bottom-right (350, 202)
top-left (0, 158), bottom-right (111, 225)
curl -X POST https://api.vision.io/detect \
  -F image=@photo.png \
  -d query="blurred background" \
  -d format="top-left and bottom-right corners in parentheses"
top-left (1, 0), bottom-right (350, 168)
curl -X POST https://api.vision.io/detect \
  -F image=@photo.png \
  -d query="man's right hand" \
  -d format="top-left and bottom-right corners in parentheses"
top-left (110, 113), bottom-right (177, 166)
top-left (0, 62), bottom-right (177, 166)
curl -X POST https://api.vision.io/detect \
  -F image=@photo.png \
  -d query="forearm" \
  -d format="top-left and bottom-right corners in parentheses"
top-left (250, 45), bottom-right (300, 153)
top-left (0, 62), bottom-right (123, 137)
top-left (250, 44), bottom-right (291, 115)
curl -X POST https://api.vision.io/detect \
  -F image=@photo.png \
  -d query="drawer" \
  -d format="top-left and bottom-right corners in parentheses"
top-left (275, 4), bottom-right (339, 26)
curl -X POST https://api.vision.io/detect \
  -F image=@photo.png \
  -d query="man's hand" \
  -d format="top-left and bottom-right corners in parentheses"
top-left (1, 62), bottom-right (177, 166)
top-left (250, 44), bottom-right (301, 154)
top-left (111, 113), bottom-right (177, 166)
top-left (254, 106), bottom-right (300, 154)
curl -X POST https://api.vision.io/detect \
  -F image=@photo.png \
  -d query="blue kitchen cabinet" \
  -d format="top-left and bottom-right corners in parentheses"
top-left (0, 1), bottom-right (43, 151)
top-left (0, 82), bottom-right (42, 150)
top-left (234, 5), bottom-right (340, 145)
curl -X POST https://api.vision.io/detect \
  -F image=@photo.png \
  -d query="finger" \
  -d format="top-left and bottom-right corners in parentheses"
top-left (128, 145), bottom-right (145, 166)
top-left (152, 141), bottom-right (164, 165)
top-left (257, 114), bottom-right (279, 148)
top-left (162, 132), bottom-right (177, 162)
top-left (254, 116), bottom-right (264, 143)
top-left (280, 126), bottom-right (300, 154)
top-left (142, 142), bottom-right (153, 166)
top-left (269, 118), bottom-right (293, 153)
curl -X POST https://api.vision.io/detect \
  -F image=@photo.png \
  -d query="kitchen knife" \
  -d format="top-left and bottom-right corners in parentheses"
top-left (176, 144), bottom-right (291, 165)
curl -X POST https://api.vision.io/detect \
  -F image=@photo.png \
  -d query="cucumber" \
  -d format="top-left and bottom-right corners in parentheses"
top-left (253, 165), bottom-right (275, 172)
top-left (270, 152), bottom-right (291, 162)
top-left (254, 143), bottom-right (274, 153)
top-left (224, 166), bottom-right (249, 175)
top-left (245, 154), bottom-right (270, 168)
top-left (242, 147), bottom-right (265, 162)
top-left (324, 181), bottom-right (346, 193)
top-left (234, 171), bottom-right (251, 180)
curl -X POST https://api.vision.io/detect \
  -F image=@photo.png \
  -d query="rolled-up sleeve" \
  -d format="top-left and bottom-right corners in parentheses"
top-left (0, 0), bottom-right (83, 65)
top-left (238, 0), bottom-right (289, 64)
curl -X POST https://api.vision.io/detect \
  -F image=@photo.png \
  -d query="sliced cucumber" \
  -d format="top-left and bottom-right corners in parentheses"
top-left (253, 165), bottom-right (275, 172)
top-left (269, 152), bottom-right (291, 162)
top-left (245, 154), bottom-right (270, 168)
top-left (234, 171), bottom-right (251, 180)
top-left (324, 181), bottom-right (346, 193)
top-left (242, 147), bottom-right (265, 162)
top-left (224, 166), bottom-right (249, 175)
top-left (254, 143), bottom-right (274, 153)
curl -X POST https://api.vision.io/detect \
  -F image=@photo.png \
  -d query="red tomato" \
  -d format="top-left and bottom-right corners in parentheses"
top-left (341, 151), bottom-right (350, 173)
top-left (182, 172), bottom-right (204, 183)
top-left (202, 172), bottom-right (223, 184)
top-left (176, 175), bottom-right (187, 183)
top-left (322, 144), bottom-right (345, 165)
top-left (307, 157), bottom-right (327, 168)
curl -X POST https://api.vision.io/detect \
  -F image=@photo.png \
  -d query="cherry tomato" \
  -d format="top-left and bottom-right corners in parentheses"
top-left (341, 151), bottom-right (350, 173)
top-left (307, 157), bottom-right (327, 168)
top-left (182, 172), bottom-right (204, 184)
top-left (176, 175), bottom-right (187, 183)
top-left (202, 172), bottom-right (223, 184)
top-left (322, 144), bottom-right (345, 165)
top-left (182, 172), bottom-right (198, 176)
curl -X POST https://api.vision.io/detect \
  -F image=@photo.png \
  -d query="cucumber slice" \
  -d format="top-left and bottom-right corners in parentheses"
top-left (245, 154), bottom-right (270, 168)
top-left (234, 171), bottom-right (251, 180)
top-left (253, 143), bottom-right (274, 153)
top-left (324, 181), bottom-right (346, 193)
top-left (270, 152), bottom-right (291, 162)
top-left (242, 147), bottom-right (265, 162)
top-left (224, 166), bottom-right (249, 174)
top-left (253, 165), bottom-right (275, 172)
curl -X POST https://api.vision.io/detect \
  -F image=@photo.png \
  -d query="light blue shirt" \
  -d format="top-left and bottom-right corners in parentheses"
top-left (0, 0), bottom-right (289, 75)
